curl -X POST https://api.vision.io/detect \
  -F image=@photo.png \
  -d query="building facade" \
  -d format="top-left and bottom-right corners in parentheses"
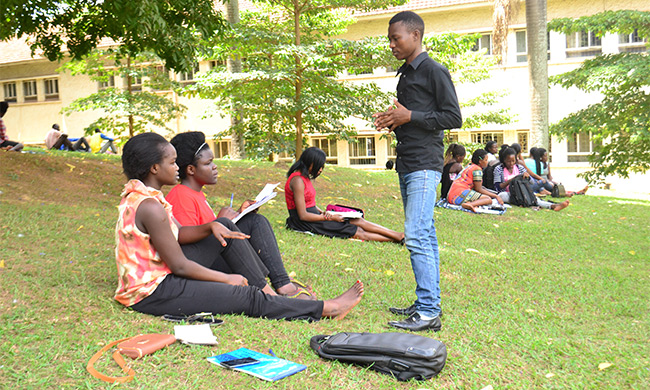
top-left (1, 0), bottom-right (649, 176)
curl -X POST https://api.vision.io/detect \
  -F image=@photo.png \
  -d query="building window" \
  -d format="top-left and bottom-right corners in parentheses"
top-left (517, 131), bottom-right (529, 155)
top-left (349, 136), bottom-right (376, 165)
top-left (566, 30), bottom-right (602, 58)
top-left (471, 34), bottom-right (492, 55)
top-left (129, 75), bottom-right (143, 92)
top-left (515, 30), bottom-right (551, 63)
top-left (179, 63), bottom-right (200, 84)
top-left (3, 82), bottom-right (17, 103)
top-left (214, 140), bottom-right (231, 159)
top-left (98, 74), bottom-right (115, 90)
top-left (471, 131), bottom-right (504, 146)
top-left (44, 78), bottom-right (59, 100)
top-left (618, 30), bottom-right (648, 53)
top-left (567, 132), bottom-right (600, 162)
top-left (311, 137), bottom-right (338, 164)
top-left (23, 80), bottom-right (38, 102)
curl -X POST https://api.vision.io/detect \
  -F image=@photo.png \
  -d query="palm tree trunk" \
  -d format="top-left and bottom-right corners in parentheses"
top-left (226, 0), bottom-right (246, 159)
top-left (526, 0), bottom-right (549, 149)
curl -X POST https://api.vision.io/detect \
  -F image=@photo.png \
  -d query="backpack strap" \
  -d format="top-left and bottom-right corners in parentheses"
top-left (87, 337), bottom-right (136, 383)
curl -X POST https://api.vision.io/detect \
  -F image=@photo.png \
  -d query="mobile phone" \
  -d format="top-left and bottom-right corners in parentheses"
top-left (220, 357), bottom-right (259, 369)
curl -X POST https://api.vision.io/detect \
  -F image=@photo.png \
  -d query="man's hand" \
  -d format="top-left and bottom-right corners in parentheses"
top-left (495, 196), bottom-right (504, 205)
top-left (210, 221), bottom-right (249, 246)
top-left (372, 98), bottom-right (411, 132)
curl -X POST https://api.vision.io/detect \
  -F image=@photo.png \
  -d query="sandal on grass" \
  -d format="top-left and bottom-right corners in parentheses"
top-left (281, 288), bottom-right (316, 300)
top-left (161, 312), bottom-right (224, 325)
top-left (290, 278), bottom-right (316, 299)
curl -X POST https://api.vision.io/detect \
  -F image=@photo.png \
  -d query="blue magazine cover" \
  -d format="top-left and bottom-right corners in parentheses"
top-left (207, 348), bottom-right (307, 381)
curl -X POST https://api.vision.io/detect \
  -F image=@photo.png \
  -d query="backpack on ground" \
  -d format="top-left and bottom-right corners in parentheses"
top-left (310, 332), bottom-right (447, 381)
top-left (551, 183), bottom-right (567, 197)
top-left (509, 175), bottom-right (538, 207)
top-left (482, 163), bottom-right (500, 191)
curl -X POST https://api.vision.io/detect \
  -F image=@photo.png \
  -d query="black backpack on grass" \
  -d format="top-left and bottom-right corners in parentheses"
top-left (310, 332), bottom-right (447, 381)
top-left (509, 175), bottom-right (537, 207)
top-left (482, 163), bottom-right (499, 191)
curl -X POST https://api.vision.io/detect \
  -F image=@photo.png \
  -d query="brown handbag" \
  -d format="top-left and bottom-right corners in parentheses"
top-left (87, 334), bottom-right (176, 383)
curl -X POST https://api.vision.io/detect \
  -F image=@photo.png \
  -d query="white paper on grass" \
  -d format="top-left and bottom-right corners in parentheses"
top-left (174, 324), bottom-right (218, 345)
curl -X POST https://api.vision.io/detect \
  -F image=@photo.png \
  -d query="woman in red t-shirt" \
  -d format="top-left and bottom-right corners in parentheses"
top-left (447, 149), bottom-right (504, 213)
top-left (285, 147), bottom-right (403, 243)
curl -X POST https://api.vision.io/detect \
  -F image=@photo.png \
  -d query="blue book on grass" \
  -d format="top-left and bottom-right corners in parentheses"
top-left (207, 348), bottom-right (307, 382)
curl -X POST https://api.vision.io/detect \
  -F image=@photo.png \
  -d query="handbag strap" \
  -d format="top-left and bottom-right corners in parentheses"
top-left (87, 337), bottom-right (136, 383)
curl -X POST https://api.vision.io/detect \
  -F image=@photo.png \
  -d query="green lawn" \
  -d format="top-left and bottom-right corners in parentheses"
top-left (0, 151), bottom-right (648, 389)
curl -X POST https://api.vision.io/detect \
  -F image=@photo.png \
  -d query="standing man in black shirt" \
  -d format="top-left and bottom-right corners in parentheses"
top-left (373, 11), bottom-right (462, 332)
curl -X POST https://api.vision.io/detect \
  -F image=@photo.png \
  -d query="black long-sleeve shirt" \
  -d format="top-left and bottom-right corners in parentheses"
top-left (394, 52), bottom-right (462, 173)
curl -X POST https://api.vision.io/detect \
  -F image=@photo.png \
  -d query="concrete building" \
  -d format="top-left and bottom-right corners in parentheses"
top-left (1, 0), bottom-right (649, 196)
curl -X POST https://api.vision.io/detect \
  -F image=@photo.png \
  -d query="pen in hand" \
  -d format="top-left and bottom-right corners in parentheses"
top-left (229, 193), bottom-right (234, 208)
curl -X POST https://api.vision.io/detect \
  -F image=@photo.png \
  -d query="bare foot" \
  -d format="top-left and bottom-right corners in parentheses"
top-left (322, 281), bottom-right (364, 320)
top-left (577, 185), bottom-right (589, 195)
top-left (461, 203), bottom-right (477, 213)
top-left (551, 200), bottom-right (570, 211)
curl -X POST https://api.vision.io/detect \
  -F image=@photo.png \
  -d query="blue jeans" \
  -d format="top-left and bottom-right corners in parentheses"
top-left (530, 178), bottom-right (553, 193)
top-left (398, 170), bottom-right (442, 318)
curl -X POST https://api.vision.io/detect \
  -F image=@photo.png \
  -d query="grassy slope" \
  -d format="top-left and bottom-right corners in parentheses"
top-left (0, 151), bottom-right (648, 389)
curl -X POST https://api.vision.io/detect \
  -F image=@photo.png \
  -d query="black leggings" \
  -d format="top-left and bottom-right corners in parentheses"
top-left (131, 217), bottom-right (324, 320)
top-left (179, 218), bottom-right (269, 288)
top-left (235, 213), bottom-right (292, 290)
top-left (131, 275), bottom-right (323, 321)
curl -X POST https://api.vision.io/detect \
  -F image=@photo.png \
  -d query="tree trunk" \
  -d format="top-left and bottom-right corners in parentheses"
top-left (526, 0), bottom-right (549, 149)
top-left (226, 0), bottom-right (246, 160)
top-left (293, 0), bottom-right (304, 159)
top-left (127, 55), bottom-right (134, 138)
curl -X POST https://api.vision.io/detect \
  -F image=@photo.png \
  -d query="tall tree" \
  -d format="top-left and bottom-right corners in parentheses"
top-left (526, 0), bottom-right (549, 149)
top-left (224, 0), bottom-right (246, 160)
top-left (548, 10), bottom-right (650, 184)
top-left (189, 0), bottom-right (407, 159)
top-left (60, 50), bottom-right (186, 139)
top-left (1, 0), bottom-right (226, 73)
top-left (189, 4), bottom-right (512, 160)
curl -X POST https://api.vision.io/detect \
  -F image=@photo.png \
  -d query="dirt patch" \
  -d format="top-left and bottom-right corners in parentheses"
top-left (0, 151), bottom-right (124, 207)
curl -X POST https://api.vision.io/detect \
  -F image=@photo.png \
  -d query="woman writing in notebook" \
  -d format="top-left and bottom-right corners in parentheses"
top-left (285, 147), bottom-right (404, 243)
top-left (115, 132), bottom-right (363, 320)
top-left (165, 132), bottom-right (315, 299)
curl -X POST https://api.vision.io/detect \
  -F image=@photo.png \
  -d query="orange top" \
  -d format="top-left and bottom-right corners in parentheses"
top-left (114, 180), bottom-right (176, 306)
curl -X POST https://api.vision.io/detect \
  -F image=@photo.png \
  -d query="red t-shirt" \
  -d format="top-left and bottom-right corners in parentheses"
top-left (284, 171), bottom-right (316, 210)
top-left (165, 184), bottom-right (216, 226)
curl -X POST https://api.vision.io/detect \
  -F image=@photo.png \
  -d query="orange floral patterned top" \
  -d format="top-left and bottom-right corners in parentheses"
top-left (114, 180), bottom-right (177, 306)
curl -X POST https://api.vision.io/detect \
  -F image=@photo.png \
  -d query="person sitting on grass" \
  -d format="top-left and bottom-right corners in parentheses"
top-left (447, 149), bottom-right (504, 212)
top-left (166, 131), bottom-right (315, 300)
top-left (0, 101), bottom-right (24, 152)
top-left (115, 132), bottom-right (363, 321)
top-left (493, 146), bottom-right (569, 211)
top-left (45, 124), bottom-right (90, 152)
top-left (440, 143), bottom-right (465, 200)
top-left (525, 147), bottom-right (588, 196)
top-left (510, 143), bottom-right (550, 195)
top-left (484, 140), bottom-right (498, 165)
top-left (89, 128), bottom-right (118, 154)
top-left (285, 146), bottom-right (404, 243)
